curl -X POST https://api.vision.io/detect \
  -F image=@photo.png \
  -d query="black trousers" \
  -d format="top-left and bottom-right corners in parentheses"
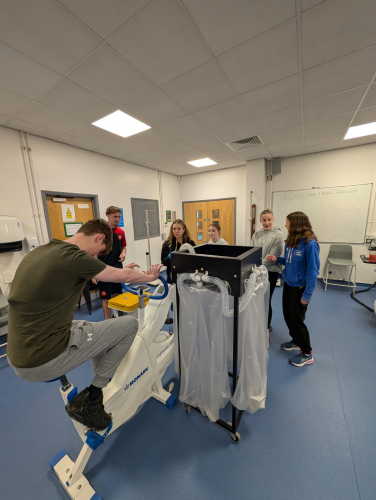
top-left (282, 282), bottom-right (312, 354)
top-left (268, 271), bottom-right (279, 328)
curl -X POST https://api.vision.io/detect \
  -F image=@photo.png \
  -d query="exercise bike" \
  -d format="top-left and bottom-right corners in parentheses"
top-left (50, 276), bottom-right (176, 500)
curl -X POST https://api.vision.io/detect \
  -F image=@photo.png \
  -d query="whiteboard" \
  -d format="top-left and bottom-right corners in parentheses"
top-left (272, 184), bottom-right (372, 243)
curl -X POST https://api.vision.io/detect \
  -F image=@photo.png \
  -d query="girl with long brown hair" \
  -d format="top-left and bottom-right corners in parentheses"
top-left (161, 219), bottom-right (196, 281)
top-left (268, 211), bottom-right (320, 367)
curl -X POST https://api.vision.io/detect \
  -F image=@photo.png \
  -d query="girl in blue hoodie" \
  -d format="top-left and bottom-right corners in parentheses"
top-left (268, 211), bottom-right (320, 367)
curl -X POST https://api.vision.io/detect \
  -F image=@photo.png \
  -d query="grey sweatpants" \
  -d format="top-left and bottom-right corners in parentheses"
top-left (11, 316), bottom-right (138, 388)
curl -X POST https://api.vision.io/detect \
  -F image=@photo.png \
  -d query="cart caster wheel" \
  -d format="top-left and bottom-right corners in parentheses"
top-left (185, 404), bottom-right (191, 415)
top-left (168, 382), bottom-right (174, 393)
top-left (230, 432), bottom-right (241, 442)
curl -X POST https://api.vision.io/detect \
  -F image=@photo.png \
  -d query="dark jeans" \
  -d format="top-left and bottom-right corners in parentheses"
top-left (268, 271), bottom-right (279, 328)
top-left (282, 282), bottom-right (312, 354)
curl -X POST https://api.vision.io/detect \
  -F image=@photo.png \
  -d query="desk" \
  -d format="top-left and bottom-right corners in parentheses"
top-left (350, 255), bottom-right (376, 312)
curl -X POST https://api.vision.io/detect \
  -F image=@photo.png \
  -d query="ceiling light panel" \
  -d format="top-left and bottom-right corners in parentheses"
top-left (92, 110), bottom-right (150, 138)
top-left (187, 158), bottom-right (217, 167)
top-left (345, 122), bottom-right (376, 140)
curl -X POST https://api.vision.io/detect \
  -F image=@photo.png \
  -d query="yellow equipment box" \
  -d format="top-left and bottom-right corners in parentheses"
top-left (108, 292), bottom-right (151, 312)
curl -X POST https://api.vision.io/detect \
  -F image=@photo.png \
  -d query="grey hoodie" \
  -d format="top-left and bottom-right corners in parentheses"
top-left (251, 227), bottom-right (284, 273)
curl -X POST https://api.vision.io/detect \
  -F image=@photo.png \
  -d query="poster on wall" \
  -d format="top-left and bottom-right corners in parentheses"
top-left (64, 222), bottom-right (83, 237)
top-left (61, 204), bottom-right (76, 222)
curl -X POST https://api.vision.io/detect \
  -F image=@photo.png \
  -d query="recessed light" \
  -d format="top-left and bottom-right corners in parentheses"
top-left (92, 110), bottom-right (151, 138)
top-left (187, 158), bottom-right (217, 167)
top-left (344, 121), bottom-right (376, 140)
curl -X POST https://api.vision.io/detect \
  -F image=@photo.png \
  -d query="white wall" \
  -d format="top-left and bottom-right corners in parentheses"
top-left (0, 126), bottom-right (181, 268)
top-left (245, 159), bottom-right (267, 244)
top-left (272, 144), bottom-right (376, 284)
top-left (179, 165), bottom-right (247, 245)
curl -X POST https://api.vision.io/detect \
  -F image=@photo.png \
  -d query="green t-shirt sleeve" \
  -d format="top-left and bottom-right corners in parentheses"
top-left (69, 251), bottom-right (107, 280)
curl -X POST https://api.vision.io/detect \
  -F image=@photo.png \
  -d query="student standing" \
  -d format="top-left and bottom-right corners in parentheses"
top-left (268, 211), bottom-right (320, 367)
top-left (208, 223), bottom-right (228, 245)
top-left (251, 209), bottom-right (284, 336)
top-left (93, 206), bottom-right (127, 320)
top-left (161, 219), bottom-right (196, 281)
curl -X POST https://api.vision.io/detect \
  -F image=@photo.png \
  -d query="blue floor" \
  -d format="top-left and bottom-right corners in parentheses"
top-left (1, 283), bottom-right (376, 500)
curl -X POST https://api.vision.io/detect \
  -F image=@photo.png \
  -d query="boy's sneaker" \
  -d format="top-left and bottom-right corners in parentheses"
top-left (65, 388), bottom-right (112, 431)
top-left (289, 351), bottom-right (314, 367)
top-left (281, 340), bottom-right (300, 351)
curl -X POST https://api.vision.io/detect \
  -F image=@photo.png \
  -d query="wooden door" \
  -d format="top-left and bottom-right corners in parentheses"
top-left (183, 201), bottom-right (208, 244)
top-left (183, 198), bottom-right (235, 245)
top-left (46, 196), bottom-right (94, 240)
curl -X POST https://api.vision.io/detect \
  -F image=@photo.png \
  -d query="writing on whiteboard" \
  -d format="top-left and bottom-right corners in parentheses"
top-left (283, 188), bottom-right (357, 202)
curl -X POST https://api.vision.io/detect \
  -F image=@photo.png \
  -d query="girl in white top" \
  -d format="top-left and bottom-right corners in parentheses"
top-left (208, 223), bottom-right (228, 245)
top-left (251, 209), bottom-right (284, 336)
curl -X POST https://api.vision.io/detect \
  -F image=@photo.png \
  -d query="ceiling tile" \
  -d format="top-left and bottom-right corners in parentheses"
top-left (301, 0), bottom-right (326, 11)
top-left (157, 115), bottom-right (207, 139)
top-left (304, 141), bottom-right (341, 154)
top-left (0, 0), bottom-right (100, 74)
top-left (253, 105), bottom-right (301, 133)
top-left (136, 161), bottom-right (165, 170)
top-left (0, 114), bottom-right (11, 125)
top-left (7, 118), bottom-right (62, 139)
top-left (304, 87), bottom-right (366, 123)
top-left (182, 0), bottom-right (296, 56)
top-left (218, 19), bottom-right (299, 94)
top-left (68, 124), bottom-right (120, 145)
top-left (213, 152), bottom-right (242, 164)
top-left (0, 87), bottom-right (32, 117)
top-left (303, 46), bottom-right (376, 102)
top-left (0, 42), bottom-right (60, 99)
top-left (109, 0), bottom-right (210, 86)
top-left (236, 145), bottom-right (270, 160)
top-left (104, 138), bottom-right (148, 155)
top-left (341, 135), bottom-right (376, 148)
top-left (131, 148), bottom-right (170, 161)
top-left (119, 153), bottom-right (147, 164)
top-left (304, 129), bottom-right (345, 146)
top-left (39, 79), bottom-right (116, 123)
top-left (68, 46), bottom-right (154, 107)
top-left (239, 74), bottom-right (300, 117)
top-left (269, 138), bottom-right (303, 153)
top-left (213, 119), bottom-right (258, 143)
top-left (170, 151), bottom-right (205, 162)
top-left (352, 107), bottom-right (376, 127)
top-left (17, 102), bottom-right (87, 134)
top-left (361, 84), bottom-right (376, 110)
top-left (120, 90), bottom-right (187, 128)
top-left (193, 97), bottom-right (248, 130)
top-left (304, 113), bottom-right (353, 137)
top-left (92, 145), bottom-right (126, 158)
top-left (302, 0), bottom-right (376, 70)
top-left (197, 143), bottom-right (233, 157)
top-left (130, 128), bottom-right (173, 147)
top-left (59, 0), bottom-right (150, 39)
top-left (180, 131), bottom-right (222, 149)
top-left (161, 61), bottom-right (234, 113)
top-left (154, 141), bottom-right (194, 156)
top-left (152, 156), bottom-right (188, 169)
top-left (56, 135), bottom-right (98, 150)
top-left (262, 124), bottom-right (302, 144)
top-left (272, 148), bottom-right (304, 158)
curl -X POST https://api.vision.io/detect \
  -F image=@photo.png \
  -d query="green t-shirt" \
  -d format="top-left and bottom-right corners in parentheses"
top-left (7, 239), bottom-right (106, 368)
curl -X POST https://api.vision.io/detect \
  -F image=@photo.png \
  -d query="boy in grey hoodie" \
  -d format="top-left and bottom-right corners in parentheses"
top-left (251, 209), bottom-right (284, 334)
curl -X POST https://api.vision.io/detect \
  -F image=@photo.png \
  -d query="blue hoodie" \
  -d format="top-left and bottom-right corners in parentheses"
top-left (277, 238), bottom-right (320, 302)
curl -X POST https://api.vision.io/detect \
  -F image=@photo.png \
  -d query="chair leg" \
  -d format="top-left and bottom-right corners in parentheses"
top-left (353, 266), bottom-right (356, 293)
top-left (348, 266), bottom-right (352, 287)
top-left (324, 261), bottom-right (329, 291)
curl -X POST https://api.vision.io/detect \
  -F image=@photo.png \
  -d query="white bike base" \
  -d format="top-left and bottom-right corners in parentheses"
top-left (50, 449), bottom-right (99, 500)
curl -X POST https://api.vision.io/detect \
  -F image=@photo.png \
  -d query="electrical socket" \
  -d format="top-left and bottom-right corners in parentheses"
top-left (329, 270), bottom-right (337, 276)
top-left (161, 233), bottom-right (166, 240)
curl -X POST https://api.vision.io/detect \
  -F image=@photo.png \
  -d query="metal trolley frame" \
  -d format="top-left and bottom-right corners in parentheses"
top-left (171, 243), bottom-right (262, 442)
